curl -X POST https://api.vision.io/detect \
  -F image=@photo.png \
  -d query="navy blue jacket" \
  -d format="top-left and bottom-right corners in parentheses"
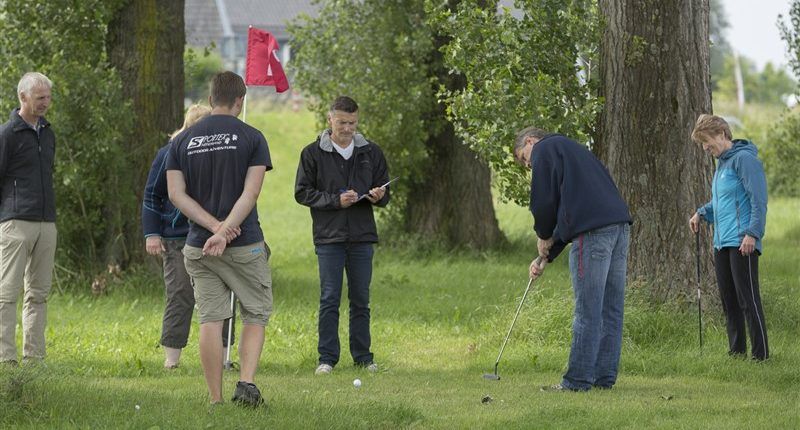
top-left (0, 109), bottom-right (57, 223)
top-left (142, 142), bottom-right (188, 239)
top-left (530, 134), bottom-right (631, 261)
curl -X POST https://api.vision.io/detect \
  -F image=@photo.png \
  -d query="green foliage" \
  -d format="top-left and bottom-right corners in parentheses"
top-left (184, 45), bottom-right (223, 102)
top-left (715, 55), bottom-right (796, 106)
top-left (779, 1), bottom-right (800, 90)
top-left (288, 0), bottom-right (436, 222)
top-left (430, 0), bottom-right (601, 205)
top-left (763, 109), bottom-right (800, 197)
top-left (709, 0), bottom-right (732, 90)
top-left (0, 0), bottom-right (134, 275)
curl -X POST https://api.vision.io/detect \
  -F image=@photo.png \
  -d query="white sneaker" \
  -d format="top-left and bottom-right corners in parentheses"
top-left (315, 363), bottom-right (333, 375)
top-left (366, 362), bottom-right (378, 373)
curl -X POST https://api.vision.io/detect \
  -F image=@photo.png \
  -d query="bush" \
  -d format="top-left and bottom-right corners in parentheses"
top-left (184, 46), bottom-right (223, 102)
top-left (0, 0), bottom-right (134, 275)
top-left (763, 109), bottom-right (800, 197)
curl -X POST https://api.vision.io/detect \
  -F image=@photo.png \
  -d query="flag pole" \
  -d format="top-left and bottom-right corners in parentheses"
top-left (243, 24), bottom-right (252, 124)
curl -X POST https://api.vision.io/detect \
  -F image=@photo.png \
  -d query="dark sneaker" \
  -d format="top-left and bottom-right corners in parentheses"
top-left (231, 381), bottom-right (265, 408)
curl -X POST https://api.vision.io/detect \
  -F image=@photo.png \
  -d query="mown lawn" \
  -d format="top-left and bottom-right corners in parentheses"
top-left (1, 109), bottom-right (798, 429)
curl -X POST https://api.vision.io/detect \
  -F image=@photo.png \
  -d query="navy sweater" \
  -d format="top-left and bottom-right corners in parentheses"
top-left (530, 134), bottom-right (631, 261)
top-left (142, 142), bottom-right (188, 239)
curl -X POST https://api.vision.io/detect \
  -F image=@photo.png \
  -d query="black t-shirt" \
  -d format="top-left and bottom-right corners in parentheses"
top-left (166, 114), bottom-right (272, 248)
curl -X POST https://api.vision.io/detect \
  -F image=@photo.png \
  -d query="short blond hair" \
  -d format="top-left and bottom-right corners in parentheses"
top-left (171, 104), bottom-right (211, 138)
top-left (691, 114), bottom-right (732, 143)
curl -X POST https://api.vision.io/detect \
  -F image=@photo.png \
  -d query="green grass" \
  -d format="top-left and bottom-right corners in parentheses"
top-left (2, 109), bottom-right (799, 429)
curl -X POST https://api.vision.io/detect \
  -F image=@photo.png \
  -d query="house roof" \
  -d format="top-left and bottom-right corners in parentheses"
top-left (185, 0), bottom-right (319, 48)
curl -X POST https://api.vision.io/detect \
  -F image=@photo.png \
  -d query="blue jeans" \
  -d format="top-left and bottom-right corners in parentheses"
top-left (316, 242), bottom-right (374, 366)
top-left (562, 223), bottom-right (630, 391)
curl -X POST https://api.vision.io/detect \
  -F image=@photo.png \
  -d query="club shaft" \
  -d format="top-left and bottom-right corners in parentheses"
top-left (696, 232), bottom-right (703, 348)
top-left (494, 277), bottom-right (534, 367)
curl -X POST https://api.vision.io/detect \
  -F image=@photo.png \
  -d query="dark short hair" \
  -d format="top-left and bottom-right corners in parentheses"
top-left (210, 71), bottom-right (246, 108)
top-left (330, 96), bottom-right (358, 113)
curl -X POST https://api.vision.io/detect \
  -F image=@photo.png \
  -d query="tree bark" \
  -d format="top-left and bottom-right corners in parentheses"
top-left (106, 0), bottom-right (185, 265)
top-left (406, 17), bottom-right (504, 250)
top-left (597, 0), bottom-right (716, 299)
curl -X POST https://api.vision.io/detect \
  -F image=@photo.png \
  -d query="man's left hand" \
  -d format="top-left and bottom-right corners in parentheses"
top-left (537, 237), bottom-right (554, 259)
top-left (366, 186), bottom-right (386, 203)
top-left (203, 233), bottom-right (227, 257)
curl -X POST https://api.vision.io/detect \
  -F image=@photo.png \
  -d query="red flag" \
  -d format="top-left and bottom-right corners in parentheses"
top-left (245, 27), bottom-right (290, 93)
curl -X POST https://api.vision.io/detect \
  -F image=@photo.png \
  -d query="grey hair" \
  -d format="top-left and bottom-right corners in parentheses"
top-left (17, 72), bottom-right (53, 97)
top-left (513, 126), bottom-right (550, 155)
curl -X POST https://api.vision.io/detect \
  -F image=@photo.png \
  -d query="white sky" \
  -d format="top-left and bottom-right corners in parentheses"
top-left (723, 0), bottom-right (792, 70)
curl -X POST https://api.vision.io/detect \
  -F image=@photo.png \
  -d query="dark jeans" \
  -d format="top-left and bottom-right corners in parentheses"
top-left (161, 239), bottom-right (232, 349)
top-left (315, 242), bottom-right (374, 366)
top-left (714, 248), bottom-right (769, 360)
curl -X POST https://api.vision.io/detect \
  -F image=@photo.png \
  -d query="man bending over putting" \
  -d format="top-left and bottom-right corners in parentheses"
top-left (514, 127), bottom-right (631, 392)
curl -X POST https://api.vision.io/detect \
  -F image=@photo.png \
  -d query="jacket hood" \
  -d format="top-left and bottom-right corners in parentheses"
top-left (720, 139), bottom-right (757, 161)
top-left (9, 107), bottom-right (50, 131)
top-left (318, 129), bottom-right (368, 152)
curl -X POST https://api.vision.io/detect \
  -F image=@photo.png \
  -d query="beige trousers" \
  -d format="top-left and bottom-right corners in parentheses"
top-left (0, 220), bottom-right (57, 361)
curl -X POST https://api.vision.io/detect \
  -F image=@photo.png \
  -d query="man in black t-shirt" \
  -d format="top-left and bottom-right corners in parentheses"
top-left (166, 71), bottom-right (272, 407)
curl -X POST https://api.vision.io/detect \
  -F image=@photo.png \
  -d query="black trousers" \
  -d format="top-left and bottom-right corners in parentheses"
top-left (714, 247), bottom-right (769, 360)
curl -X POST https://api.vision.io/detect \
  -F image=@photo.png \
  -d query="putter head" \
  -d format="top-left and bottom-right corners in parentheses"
top-left (223, 361), bottom-right (238, 371)
top-left (483, 373), bottom-right (501, 381)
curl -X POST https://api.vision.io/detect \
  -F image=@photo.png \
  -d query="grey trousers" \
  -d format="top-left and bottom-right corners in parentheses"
top-left (161, 239), bottom-right (232, 348)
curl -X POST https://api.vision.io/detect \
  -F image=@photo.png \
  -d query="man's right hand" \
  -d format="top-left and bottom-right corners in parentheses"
top-left (145, 236), bottom-right (165, 256)
top-left (339, 190), bottom-right (358, 208)
top-left (689, 212), bottom-right (701, 234)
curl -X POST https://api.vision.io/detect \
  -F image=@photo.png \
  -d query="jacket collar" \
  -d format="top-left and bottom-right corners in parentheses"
top-left (10, 108), bottom-right (50, 132)
top-left (318, 129), bottom-right (368, 152)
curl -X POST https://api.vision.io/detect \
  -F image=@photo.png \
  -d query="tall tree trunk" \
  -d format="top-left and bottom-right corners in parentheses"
top-left (406, 22), bottom-right (504, 250)
top-left (106, 0), bottom-right (185, 266)
top-left (597, 0), bottom-right (716, 299)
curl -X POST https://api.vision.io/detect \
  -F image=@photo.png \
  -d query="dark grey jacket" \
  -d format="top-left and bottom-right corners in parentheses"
top-left (295, 130), bottom-right (390, 245)
top-left (0, 108), bottom-right (57, 223)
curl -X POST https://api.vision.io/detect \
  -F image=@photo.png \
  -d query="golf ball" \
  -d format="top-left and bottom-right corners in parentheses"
top-left (353, 378), bottom-right (362, 388)
top-left (135, 404), bottom-right (140, 411)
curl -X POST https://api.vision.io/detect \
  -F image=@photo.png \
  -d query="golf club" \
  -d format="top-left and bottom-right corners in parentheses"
top-left (696, 231), bottom-right (703, 350)
top-left (483, 257), bottom-right (543, 381)
top-left (224, 291), bottom-right (237, 370)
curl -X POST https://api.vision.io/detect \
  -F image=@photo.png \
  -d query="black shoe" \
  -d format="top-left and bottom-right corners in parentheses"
top-left (231, 381), bottom-right (265, 408)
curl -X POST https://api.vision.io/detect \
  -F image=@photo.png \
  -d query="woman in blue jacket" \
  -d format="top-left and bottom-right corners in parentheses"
top-left (689, 114), bottom-right (769, 361)
top-left (142, 104), bottom-right (215, 368)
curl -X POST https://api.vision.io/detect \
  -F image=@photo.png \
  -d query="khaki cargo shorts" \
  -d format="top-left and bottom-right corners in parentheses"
top-left (183, 241), bottom-right (272, 326)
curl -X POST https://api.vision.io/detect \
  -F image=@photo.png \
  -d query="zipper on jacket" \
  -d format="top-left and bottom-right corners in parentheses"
top-left (13, 179), bottom-right (17, 211)
top-left (37, 128), bottom-right (46, 220)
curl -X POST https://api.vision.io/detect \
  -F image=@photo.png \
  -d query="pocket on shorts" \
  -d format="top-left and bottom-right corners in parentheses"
top-left (231, 243), bottom-right (269, 263)
top-left (182, 246), bottom-right (203, 261)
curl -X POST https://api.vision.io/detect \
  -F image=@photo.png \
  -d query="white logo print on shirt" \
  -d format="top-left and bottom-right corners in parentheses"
top-left (186, 133), bottom-right (239, 155)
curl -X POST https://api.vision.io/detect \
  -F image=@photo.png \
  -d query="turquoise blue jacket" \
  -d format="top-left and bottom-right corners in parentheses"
top-left (697, 139), bottom-right (768, 253)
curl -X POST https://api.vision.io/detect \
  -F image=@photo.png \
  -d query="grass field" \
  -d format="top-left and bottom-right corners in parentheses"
top-left (1, 109), bottom-right (799, 429)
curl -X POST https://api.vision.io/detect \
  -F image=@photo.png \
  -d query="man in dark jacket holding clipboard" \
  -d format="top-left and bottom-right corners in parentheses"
top-left (295, 96), bottom-right (391, 376)
top-left (513, 126), bottom-right (631, 392)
